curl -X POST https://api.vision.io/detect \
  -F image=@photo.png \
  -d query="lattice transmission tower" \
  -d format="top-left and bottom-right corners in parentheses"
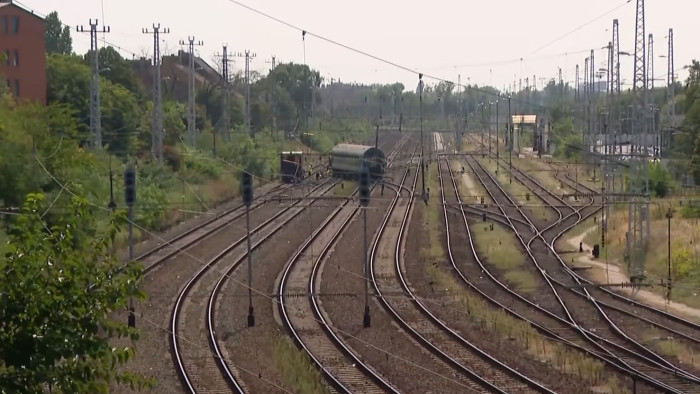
top-left (627, 0), bottom-right (651, 285)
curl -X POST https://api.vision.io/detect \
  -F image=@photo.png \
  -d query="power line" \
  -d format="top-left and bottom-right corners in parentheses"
top-left (530, 0), bottom-right (633, 54)
top-left (143, 24), bottom-right (170, 163)
top-left (220, 0), bottom-right (619, 113)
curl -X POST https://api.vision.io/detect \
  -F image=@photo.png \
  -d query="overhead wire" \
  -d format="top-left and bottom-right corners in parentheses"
top-left (15, 0), bottom-right (700, 316)
top-left (418, 48), bottom-right (592, 71)
top-left (29, 152), bottom-right (487, 392)
top-left (24, 149), bottom-right (700, 382)
top-left (529, 0), bottom-right (633, 54)
top-left (222, 0), bottom-right (636, 114)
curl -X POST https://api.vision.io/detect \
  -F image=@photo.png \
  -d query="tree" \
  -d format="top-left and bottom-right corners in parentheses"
top-left (683, 61), bottom-right (700, 180)
top-left (44, 11), bottom-right (72, 55)
top-left (93, 47), bottom-right (144, 98)
top-left (46, 54), bottom-right (142, 154)
top-left (0, 193), bottom-right (151, 392)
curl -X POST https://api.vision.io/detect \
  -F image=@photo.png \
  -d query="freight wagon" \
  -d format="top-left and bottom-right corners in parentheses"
top-left (280, 151), bottom-right (306, 183)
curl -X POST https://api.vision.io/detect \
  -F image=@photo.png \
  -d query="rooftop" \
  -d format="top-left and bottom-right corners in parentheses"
top-left (0, 1), bottom-right (45, 20)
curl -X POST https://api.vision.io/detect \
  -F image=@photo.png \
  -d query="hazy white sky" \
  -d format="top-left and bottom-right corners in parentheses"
top-left (15, 0), bottom-right (698, 90)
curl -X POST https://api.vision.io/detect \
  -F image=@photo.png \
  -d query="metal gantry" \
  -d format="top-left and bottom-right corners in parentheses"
top-left (77, 20), bottom-right (110, 150)
top-left (143, 24), bottom-right (169, 163)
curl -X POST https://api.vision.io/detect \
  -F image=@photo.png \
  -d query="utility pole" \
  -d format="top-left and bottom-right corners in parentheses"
top-left (221, 45), bottom-right (232, 142)
top-left (376, 94), bottom-right (383, 147)
top-left (143, 24), bottom-right (169, 163)
top-left (496, 95), bottom-right (500, 174)
top-left (179, 36), bottom-right (204, 148)
top-left (590, 49), bottom-right (597, 179)
top-left (667, 29), bottom-right (675, 123)
top-left (575, 64), bottom-right (580, 102)
top-left (419, 74), bottom-right (426, 199)
top-left (648, 34), bottom-right (655, 95)
top-left (488, 101), bottom-right (492, 159)
top-left (480, 102), bottom-right (485, 149)
top-left (456, 74), bottom-right (462, 152)
top-left (77, 20), bottom-right (110, 150)
top-left (508, 96), bottom-right (513, 184)
top-left (266, 56), bottom-right (277, 136)
top-left (237, 50), bottom-right (256, 136)
top-left (666, 28), bottom-right (675, 156)
top-left (584, 56), bottom-right (590, 175)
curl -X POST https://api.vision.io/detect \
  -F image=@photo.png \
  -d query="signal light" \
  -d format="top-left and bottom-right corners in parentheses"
top-left (241, 171), bottom-right (253, 206)
top-left (359, 167), bottom-right (370, 206)
top-left (124, 168), bottom-right (136, 206)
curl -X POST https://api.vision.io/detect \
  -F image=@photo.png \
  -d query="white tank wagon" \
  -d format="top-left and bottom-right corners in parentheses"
top-left (330, 144), bottom-right (386, 179)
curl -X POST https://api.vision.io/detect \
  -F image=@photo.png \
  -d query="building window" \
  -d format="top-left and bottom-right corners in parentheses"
top-left (14, 79), bottom-right (19, 97)
top-left (1, 16), bottom-right (6, 34)
top-left (12, 49), bottom-right (18, 66)
top-left (10, 16), bottom-right (18, 34)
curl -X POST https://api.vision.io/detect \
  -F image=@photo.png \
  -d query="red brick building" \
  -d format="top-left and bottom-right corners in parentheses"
top-left (0, 0), bottom-right (46, 105)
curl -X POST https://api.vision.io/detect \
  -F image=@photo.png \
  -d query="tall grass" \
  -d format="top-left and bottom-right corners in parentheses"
top-left (272, 335), bottom-right (329, 394)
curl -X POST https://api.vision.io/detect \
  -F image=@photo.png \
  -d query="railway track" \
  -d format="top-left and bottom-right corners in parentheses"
top-left (171, 178), bottom-right (340, 392)
top-left (485, 153), bottom-right (700, 375)
top-left (136, 182), bottom-right (283, 271)
top-left (469, 136), bottom-right (700, 360)
top-left (276, 137), bottom-right (412, 393)
top-left (461, 153), bottom-right (700, 393)
top-left (439, 155), bottom-right (642, 388)
top-left (157, 134), bottom-right (403, 394)
top-left (367, 142), bottom-right (553, 393)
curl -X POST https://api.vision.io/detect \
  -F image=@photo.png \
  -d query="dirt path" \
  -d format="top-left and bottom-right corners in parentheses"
top-left (566, 226), bottom-right (700, 321)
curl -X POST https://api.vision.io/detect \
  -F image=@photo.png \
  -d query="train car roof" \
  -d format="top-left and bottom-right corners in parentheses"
top-left (331, 144), bottom-right (384, 157)
top-left (280, 151), bottom-right (304, 155)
